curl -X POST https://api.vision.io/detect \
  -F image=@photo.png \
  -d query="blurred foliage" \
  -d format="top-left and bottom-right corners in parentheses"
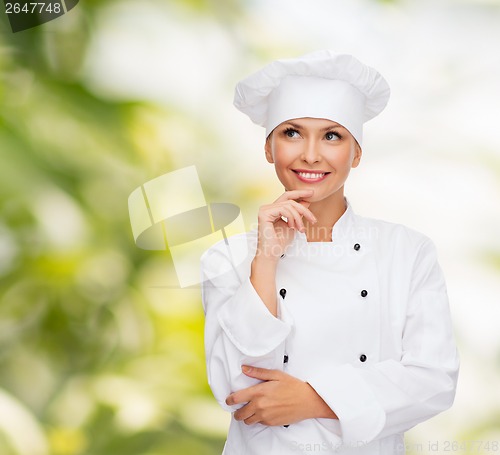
top-left (0, 0), bottom-right (498, 454)
top-left (0, 1), bottom-right (233, 454)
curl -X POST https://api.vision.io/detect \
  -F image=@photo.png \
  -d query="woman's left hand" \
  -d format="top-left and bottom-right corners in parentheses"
top-left (225, 366), bottom-right (338, 426)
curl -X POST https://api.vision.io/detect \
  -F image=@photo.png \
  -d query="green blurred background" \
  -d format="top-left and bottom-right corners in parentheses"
top-left (1, 0), bottom-right (499, 454)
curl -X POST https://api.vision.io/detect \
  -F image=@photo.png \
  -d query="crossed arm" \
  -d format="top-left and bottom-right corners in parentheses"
top-left (225, 365), bottom-right (338, 426)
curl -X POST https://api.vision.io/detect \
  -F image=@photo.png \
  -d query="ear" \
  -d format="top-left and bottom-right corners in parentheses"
top-left (351, 142), bottom-right (362, 168)
top-left (264, 137), bottom-right (274, 163)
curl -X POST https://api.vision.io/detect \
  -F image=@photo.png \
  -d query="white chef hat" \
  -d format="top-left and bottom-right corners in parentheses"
top-left (233, 50), bottom-right (390, 145)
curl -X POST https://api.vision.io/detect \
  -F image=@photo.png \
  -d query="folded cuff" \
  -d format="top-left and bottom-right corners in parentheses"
top-left (217, 278), bottom-right (293, 357)
top-left (306, 363), bottom-right (386, 446)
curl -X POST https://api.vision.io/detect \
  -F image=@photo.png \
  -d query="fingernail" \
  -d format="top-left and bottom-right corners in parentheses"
top-left (242, 365), bottom-right (252, 373)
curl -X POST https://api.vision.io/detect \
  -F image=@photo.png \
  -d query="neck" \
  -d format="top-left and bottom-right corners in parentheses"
top-left (303, 191), bottom-right (347, 242)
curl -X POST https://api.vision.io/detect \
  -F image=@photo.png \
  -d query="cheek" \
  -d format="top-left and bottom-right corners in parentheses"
top-left (327, 150), bottom-right (353, 171)
top-left (271, 145), bottom-right (293, 168)
top-left (271, 147), bottom-right (296, 188)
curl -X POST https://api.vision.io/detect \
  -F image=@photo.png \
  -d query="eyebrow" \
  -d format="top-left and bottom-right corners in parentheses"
top-left (283, 121), bottom-right (343, 131)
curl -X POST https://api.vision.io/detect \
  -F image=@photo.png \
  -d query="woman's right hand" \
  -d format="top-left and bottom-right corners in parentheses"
top-left (255, 189), bottom-right (317, 261)
top-left (250, 189), bottom-right (316, 316)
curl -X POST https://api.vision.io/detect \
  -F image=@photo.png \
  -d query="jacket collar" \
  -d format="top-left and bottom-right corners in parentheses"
top-left (332, 199), bottom-right (356, 242)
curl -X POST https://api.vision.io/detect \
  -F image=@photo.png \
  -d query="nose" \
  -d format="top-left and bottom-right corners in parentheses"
top-left (301, 138), bottom-right (321, 164)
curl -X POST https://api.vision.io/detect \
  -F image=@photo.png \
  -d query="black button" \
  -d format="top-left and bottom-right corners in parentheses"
top-left (354, 243), bottom-right (361, 251)
top-left (279, 288), bottom-right (287, 299)
top-left (361, 290), bottom-right (368, 298)
top-left (283, 355), bottom-right (289, 363)
top-left (284, 425), bottom-right (290, 428)
top-left (359, 354), bottom-right (367, 362)
top-left (280, 254), bottom-right (285, 258)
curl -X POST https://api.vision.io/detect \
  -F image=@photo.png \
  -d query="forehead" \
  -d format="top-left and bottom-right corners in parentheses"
top-left (278, 117), bottom-right (347, 130)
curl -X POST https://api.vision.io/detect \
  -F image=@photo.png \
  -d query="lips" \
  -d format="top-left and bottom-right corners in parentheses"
top-left (292, 169), bottom-right (330, 183)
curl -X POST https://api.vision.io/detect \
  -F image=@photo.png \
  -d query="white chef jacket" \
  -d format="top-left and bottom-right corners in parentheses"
top-left (200, 203), bottom-right (459, 455)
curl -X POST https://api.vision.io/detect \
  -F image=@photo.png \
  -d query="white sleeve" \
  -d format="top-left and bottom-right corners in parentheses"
top-left (201, 240), bottom-right (293, 412)
top-left (306, 238), bottom-right (459, 446)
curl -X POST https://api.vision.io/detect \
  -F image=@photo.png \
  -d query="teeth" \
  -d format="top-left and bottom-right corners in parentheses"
top-left (297, 172), bottom-right (325, 179)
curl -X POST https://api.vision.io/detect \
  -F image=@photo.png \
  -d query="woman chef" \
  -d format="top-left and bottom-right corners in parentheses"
top-left (200, 50), bottom-right (459, 455)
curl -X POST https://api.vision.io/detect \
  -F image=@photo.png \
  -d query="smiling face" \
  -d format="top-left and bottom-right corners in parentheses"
top-left (265, 117), bottom-right (362, 206)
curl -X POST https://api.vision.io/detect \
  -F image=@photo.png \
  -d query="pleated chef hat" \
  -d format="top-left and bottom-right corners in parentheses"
top-left (233, 50), bottom-right (390, 146)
